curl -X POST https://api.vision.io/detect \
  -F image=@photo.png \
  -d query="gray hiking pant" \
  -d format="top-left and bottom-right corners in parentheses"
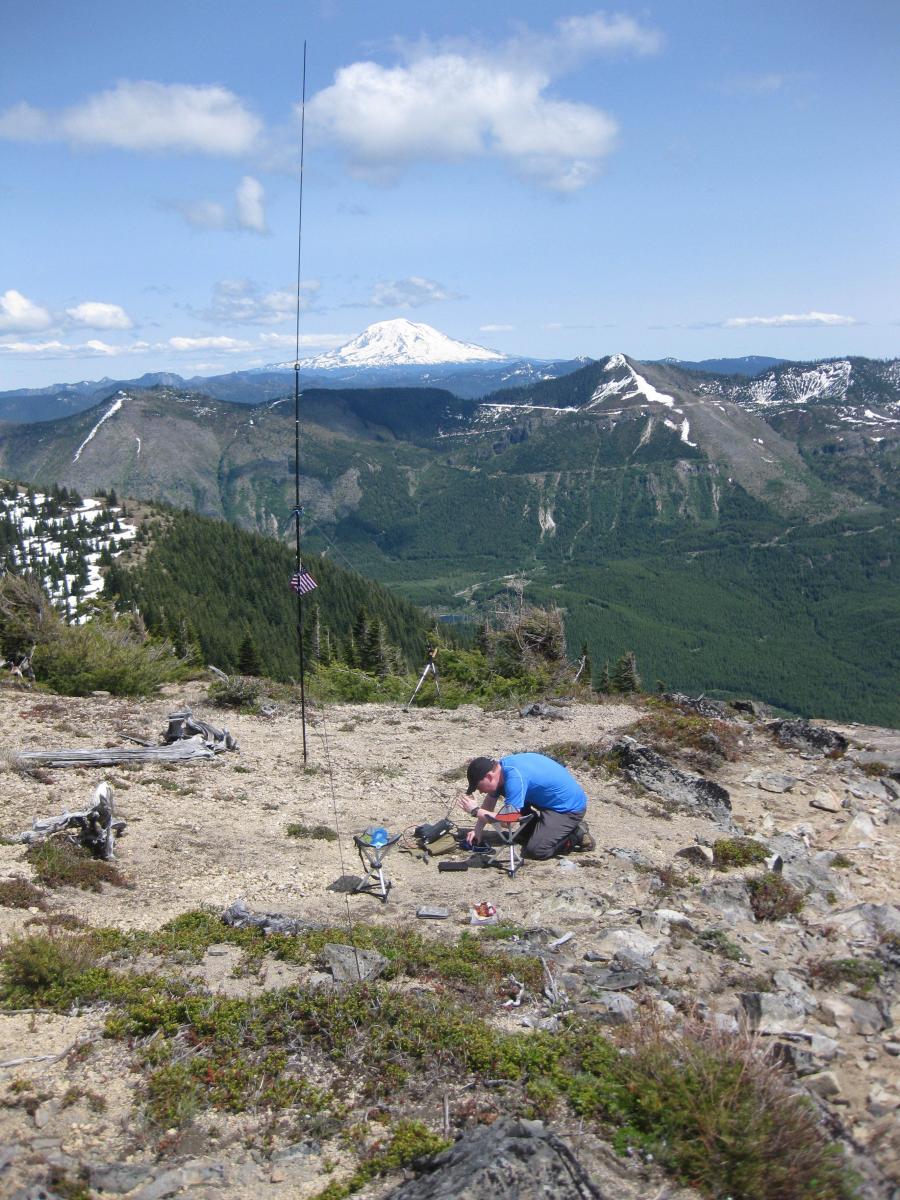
top-left (519, 805), bottom-right (584, 860)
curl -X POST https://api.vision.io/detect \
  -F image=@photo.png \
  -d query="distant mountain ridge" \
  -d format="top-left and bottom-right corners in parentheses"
top-left (0, 351), bottom-right (897, 722)
top-left (5, 317), bottom-right (880, 421)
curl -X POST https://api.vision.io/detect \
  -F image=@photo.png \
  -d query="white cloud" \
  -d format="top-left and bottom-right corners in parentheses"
top-left (0, 337), bottom-right (147, 358)
top-left (65, 301), bottom-right (133, 330)
top-left (0, 289), bottom-right (53, 333)
top-left (368, 276), bottom-right (462, 308)
top-left (177, 177), bottom-right (267, 233)
top-left (168, 335), bottom-right (253, 352)
top-left (259, 331), bottom-right (348, 351)
top-left (0, 339), bottom-right (70, 355)
top-left (181, 200), bottom-right (229, 229)
top-left (552, 13), bottom-right (663, 57)
top-left (725, 311), bottom-right (856, 328)
top-left (0, 102), bottom-right (49, 140)
top-left (236, 176), bottom-right (266, 232)
top-left (203, 278), bottom-right (319, 323)
top-left (480, 323), bottom-right (515, 332)
top-left (0, 81), bottom-right (261, 155)
top-left (306, 11), bottom-right (661, 191)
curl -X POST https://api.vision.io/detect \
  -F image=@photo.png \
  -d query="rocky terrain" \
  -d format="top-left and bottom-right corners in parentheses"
top-left (0, 681), bottom-right (897, 1199)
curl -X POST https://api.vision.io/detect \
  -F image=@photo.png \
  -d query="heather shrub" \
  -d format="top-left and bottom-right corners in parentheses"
top-left (747, 873), bottom-right (805, 921)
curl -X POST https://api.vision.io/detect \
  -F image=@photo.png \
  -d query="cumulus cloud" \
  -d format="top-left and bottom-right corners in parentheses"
top-left (65, 301), bottom-right (133, 330)
top-left (235, 176), bottom-right (267, 232)
top-left (177, 176), bottom-right (268, 233)
top-left (0, 289), bottom-right (53, 333)
top-left (202, 278), bottom-right (319, 324)
top-left (725, 311), bottom-right (856, 328)
top-left (367, 277), bottom-right (463, 308)
top-left (307, 11), bottom-right (661, 190)
top-left (0, 81), bottom-right (261, 155)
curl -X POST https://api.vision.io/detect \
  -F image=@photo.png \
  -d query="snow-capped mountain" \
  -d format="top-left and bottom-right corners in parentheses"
top-left (292, 319), bottom-right (508, 369)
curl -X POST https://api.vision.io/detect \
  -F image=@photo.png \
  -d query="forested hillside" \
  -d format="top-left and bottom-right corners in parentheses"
top-left (104, 510), bottom-right (429, 680)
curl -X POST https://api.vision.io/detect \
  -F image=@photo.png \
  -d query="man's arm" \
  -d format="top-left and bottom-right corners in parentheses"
top-left (457, 792), bottom-right (499, 844)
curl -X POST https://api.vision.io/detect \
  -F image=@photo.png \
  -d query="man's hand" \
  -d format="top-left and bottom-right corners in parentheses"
top-left (456, 794), bottom-right (478, 818)
top-left (465, 829), bottom-right (479, 847)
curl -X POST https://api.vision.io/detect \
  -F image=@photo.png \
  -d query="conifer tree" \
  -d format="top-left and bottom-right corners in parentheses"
top-left (578, 640), bottom-right (592, 686)
top-left (238, 631), bottom-right (262, 676)
top-left (612, 650), bottom-right (641, 694)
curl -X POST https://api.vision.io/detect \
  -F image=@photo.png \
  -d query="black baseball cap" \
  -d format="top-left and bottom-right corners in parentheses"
top-left (466, 756), bottom-right (497, 794)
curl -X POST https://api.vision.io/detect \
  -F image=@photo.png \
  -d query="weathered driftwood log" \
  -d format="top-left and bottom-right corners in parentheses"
top-left (12, 706), bottom-right (237, 769)
top-left (14, 739), bottom-right (217, 768)
top-left (14, 781), bottom-right (125, 860)
top-left (163, 708), bottom-right (238, 752)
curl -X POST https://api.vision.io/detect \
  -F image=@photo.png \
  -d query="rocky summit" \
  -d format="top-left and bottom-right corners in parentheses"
top-left (0, 683), bottom-right (897, 1199)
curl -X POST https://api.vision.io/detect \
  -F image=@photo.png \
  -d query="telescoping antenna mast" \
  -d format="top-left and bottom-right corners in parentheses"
top-left (292, 42), bottom-right (310, 763)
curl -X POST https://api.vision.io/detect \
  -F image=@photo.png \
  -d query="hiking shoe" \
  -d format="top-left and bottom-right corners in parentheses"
top-left (574, 822), bottom-right (596, 852)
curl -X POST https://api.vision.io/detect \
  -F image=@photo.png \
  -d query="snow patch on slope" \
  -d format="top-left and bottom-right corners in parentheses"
top-left (588, 354), bottom-right (676, 409)
top-left (73, 392), bottom-right (126, 463)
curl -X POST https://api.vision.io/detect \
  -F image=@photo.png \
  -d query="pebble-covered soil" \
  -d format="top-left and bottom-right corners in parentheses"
top-left (0, 681), bottom-right (897, 1199)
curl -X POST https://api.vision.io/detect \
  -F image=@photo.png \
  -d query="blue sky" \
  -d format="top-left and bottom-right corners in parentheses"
top-left (1, 0), bottom-right (897, 389)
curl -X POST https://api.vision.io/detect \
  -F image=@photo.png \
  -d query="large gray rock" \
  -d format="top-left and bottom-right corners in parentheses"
top-left (323, 943), bottom-right (388, 984)
top-left (739, 991), bottom-right (809, 1034)
top-left (699, 877), bottom-right (754, 923)
top-left (743, 769), bottom-right (798, 794)
top-left (611, 737), bottom-right (732, 824)
top-left (826, 903), bottom-right (900, 943)
top-left (384, 1118), bottom-right (605, 1199)
top-left (819, 995), bottom-right (886, 1036)
top-left (767, 719), bottom-right (849, 756)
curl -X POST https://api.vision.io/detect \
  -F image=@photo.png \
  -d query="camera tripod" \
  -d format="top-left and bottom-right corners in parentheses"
top-left (405, 647), bottom-right (441, 710)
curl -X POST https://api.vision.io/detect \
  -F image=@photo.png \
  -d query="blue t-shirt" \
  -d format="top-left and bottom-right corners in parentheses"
top-left (498, 753), bottom-right (587, 816)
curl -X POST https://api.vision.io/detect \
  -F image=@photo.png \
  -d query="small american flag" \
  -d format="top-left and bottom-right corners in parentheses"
top-left (290, 569), bottom-right (318, 595)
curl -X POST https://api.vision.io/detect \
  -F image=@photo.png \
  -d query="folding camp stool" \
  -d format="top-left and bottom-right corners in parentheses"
top-left (352, 829), bottom-right (402, 902)
top-left (483, 806), bottom-right (535, 877)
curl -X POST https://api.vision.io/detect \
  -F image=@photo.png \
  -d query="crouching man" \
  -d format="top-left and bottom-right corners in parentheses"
top-left (457, 753), bottom-right (595, 859)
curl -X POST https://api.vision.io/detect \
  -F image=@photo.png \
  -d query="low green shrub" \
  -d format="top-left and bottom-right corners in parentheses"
top-left (33, 619), bottom-right (184, 696)
top-left (0, 930), bottom-right (103, 1005)
top-left (747, 874), bottom-right (805, 921)
top-left (629, 707), bottom-right (744, 766)
top-left (808, 957), bottom-right (882, 996)
top-left (693, 928), bottom-right (746, 962)
top-left (714, 838), bottom-right (770, 869)
top-left (313, 1120), bottom-right (452, 1200)
top-left (26, 839), bottom-right (129, 892)
top-left (207, 674), bottom-right (264, 709)
top-left (567, 1018), bottom-right (855, 1199)
top-left (0, 877), bottom-right (47, 909)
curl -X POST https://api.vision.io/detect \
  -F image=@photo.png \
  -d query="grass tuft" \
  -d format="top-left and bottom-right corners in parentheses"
top-left (286, 823), bottom-right (338, 841)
